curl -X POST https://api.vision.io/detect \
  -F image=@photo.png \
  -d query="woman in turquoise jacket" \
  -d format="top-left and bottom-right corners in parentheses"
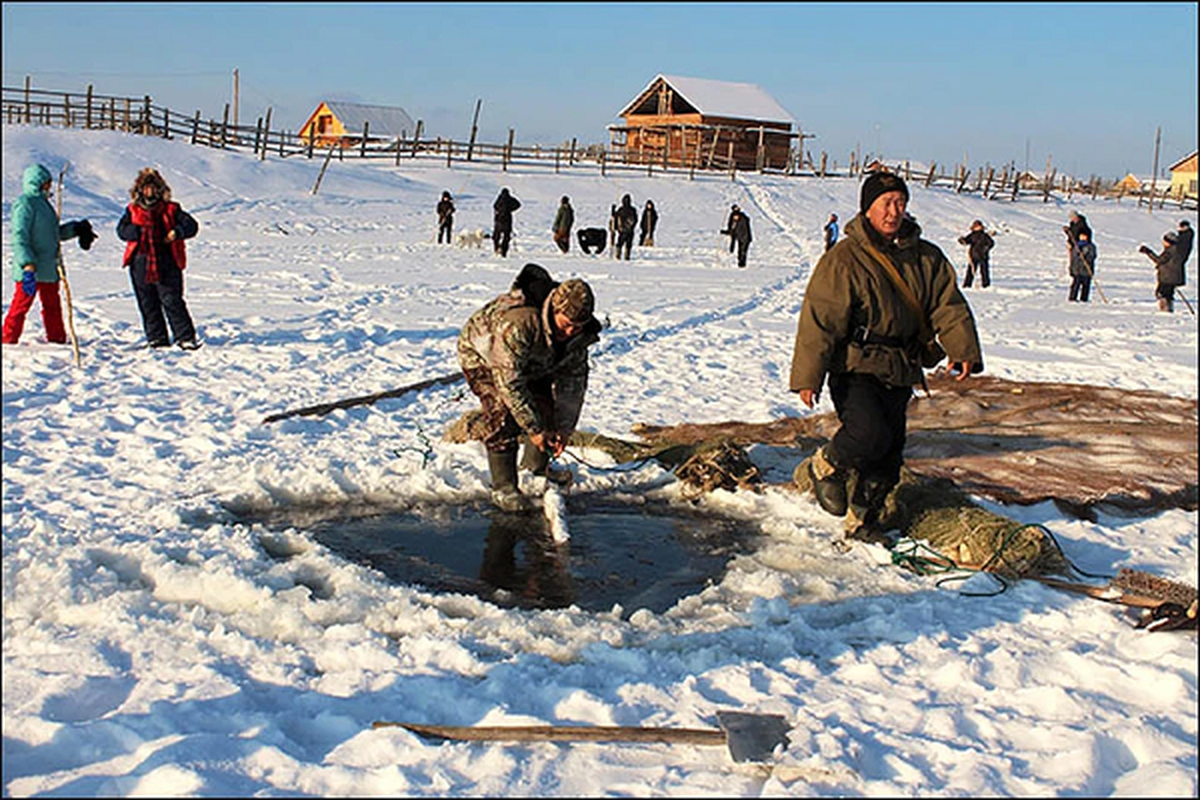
top-left (3, 164), bottom-right (94, 345)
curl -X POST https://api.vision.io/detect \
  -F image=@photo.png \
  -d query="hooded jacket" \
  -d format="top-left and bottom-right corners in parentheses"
top-left (10, 164), bottom-right (84, 282)
top-left (790, 214), bottom-right (983, 391)
top-left (458, 276), bottom-right (601, 438)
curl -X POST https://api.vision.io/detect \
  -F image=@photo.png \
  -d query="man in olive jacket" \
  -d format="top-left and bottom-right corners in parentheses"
top-left (789, 172), bottom-right (983, 538)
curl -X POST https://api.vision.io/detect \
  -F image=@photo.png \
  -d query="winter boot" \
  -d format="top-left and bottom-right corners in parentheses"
top-left (488, 450), bottom-right (531, 512)
top-left (520, 442), bottom-right (573, 487)
top-left (844, 475), bottom-right (897, 547)
top-left (807, 445), bottom-right (848, 517)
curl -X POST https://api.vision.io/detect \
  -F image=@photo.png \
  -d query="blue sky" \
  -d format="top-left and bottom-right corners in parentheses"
top-left (3, 2), bottom-right (1196, 179)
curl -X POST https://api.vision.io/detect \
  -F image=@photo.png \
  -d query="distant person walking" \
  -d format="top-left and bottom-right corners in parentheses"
top-left (3, 163), bottom-right (96, 345)
top-left (1068, 230), bottom-right (1097, 303)
top-left (723, 204), bottom-right (741, 254)
top-left (437, 191), bottom-right (455, 244)
top-left (117, 168), bottom-right (201, 349)
top-left (492, 188), bottom-right (521, 257)
top-left (957, 220), bottom-right (995, 288)
top-left (724, 206), bottom-right (752, 267)
top-left (552, 196), bottom-right (574, 253)
top-left (823, 213), bottom-right (839, 252)
top-left (614, 194), bottom-right (638, 260)
top-left (639, 200), bottom-right (658, 247)
top-left (1140, 231), bottom-right (1186, 313)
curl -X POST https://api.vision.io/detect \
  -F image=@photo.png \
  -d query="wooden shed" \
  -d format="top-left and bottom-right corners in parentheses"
top-left (1115, 173), bottom-right (1143, 193)
top-left (1168, 151), bottom-right (1197, 199)
top-left (609, 74), bottom-right (798, 171)
top-left (298, 101), bottom-right (416, 148)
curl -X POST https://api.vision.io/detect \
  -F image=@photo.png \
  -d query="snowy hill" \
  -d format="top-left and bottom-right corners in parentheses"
top-left (2, 124), bottom-right (1196, 797)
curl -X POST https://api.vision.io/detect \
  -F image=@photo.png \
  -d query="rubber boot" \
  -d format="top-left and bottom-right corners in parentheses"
top-left (488, 450), bottom-right (530, 512)
top-left (808, 445), bottom-right (848, 517)
top-left (520, 441), bottom-right (573, 487)
top-left (845, 475), bottom-right (896, 547)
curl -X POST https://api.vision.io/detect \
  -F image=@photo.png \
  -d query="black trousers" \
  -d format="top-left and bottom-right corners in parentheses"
top-left (616, 229), bottom-right (634, 260)
top-left (735, 239), bottom-right (750, 267)
top-left (1069, 275), bottom-right (1091, 302)
top-left (129, 261), bottom-right (196, 345)
top-left (964, 258), bottom-right (990, 288)
top-left (438, 219), bottom-right (452, 244)
top-left (494, 224), bottom-right (512, 256)
top-left (827, 372), bottom-right (912, 489)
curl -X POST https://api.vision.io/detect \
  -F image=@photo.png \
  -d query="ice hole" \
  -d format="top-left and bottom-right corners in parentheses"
top-left (236, 496), bottom-right (763, 615)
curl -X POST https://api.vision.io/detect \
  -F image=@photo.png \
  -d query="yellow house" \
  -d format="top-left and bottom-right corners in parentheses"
top-left (1167, 151), bottom-right (1197, 199)
top-left (1115, 173), bottom-right (1142, 193)
top-left (298, 101), bottom-right (416, 148)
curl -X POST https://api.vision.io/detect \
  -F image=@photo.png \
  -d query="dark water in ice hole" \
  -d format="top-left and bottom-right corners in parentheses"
top-left (239, 497), bottom-right (763, 615)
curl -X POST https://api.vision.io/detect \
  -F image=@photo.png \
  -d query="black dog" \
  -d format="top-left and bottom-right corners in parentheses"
top-left (577, 228), bottom-right (607, 255)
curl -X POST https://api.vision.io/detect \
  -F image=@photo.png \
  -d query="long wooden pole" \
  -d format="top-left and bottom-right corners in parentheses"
top-left (372, 721), bottom-right (728, 747)
top-left (262, 372), bottom-right (464, 425)
top-left (1147, 126), bottom-right (1161, 214)
top-left (54, 164), bottom-right (81, 367)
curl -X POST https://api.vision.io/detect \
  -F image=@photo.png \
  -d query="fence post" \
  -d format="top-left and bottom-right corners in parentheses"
top-left (569, 137), bottom-right (577, 167)
top-left (728, 141), bottom-right (736, 181)
top-left (600, 149), bottom-right (606, 177)
top-left (360, 120), bottom-right (369, 158)
top-left (162, 107), bottom-right (170, 138)
top-left (503, 128), bottom-right (514, 172)
top-left (447, 138), bottom-right (453, 168)
top-left (23, 75), bottom-right (31, 123)
top-left (191, 111), bottom-right (200, 144)
top-left (220, 103), bottom-right (229, 148)
top-left (411, 120), bottom-right (423, 158)
top-left (397, 131), bottom-right (404, 166)
top-left (63, 94), bottom-right (72, 128)
top-left (261, 108), bottom-right (271, 161)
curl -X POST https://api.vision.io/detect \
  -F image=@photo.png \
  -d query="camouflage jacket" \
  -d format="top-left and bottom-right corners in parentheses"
top-left (458, 288), bottom-right (600, 436)
top-left (790, 214), bottom-right (983, 391)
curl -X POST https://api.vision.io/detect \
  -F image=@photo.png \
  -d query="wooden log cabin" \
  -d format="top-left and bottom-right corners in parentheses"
top-left (609, 74), bottom-right (798, 171)
top-left (298, 100), bottom-right (416, 148)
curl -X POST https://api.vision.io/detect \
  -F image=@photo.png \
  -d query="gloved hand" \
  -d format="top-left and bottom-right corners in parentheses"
top-left (76, 219), bottom-right (97, 251)
top-left (21, 268), bottom-right (37, 297)
top-left (1138, 245), bottom-right (1152, 256)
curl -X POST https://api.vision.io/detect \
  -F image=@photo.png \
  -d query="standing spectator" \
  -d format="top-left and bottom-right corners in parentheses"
top-left (723, 204), bottom-right (741, 253)
top-left (639, 200), bottom-right (658, 247)
top-left (728, 207), bottom-right (753, 267)
top-left (1068, 230), bottom-right (1097, 303)
top-left (957, 219), bottom-right (995, 288)
top-left (614, 194), bottom-right (638, 260)
top-left (823, 213), bottom-right (839, 252)
top-left (3, 163), bottom-right (95, 345)
top-left (436, 191), bottom-right (455, 244)
top-left (789, 171), bottom-right (982, 540)
top-left (552, 196), bottom-right (574, 253)
top-left (117, 168), bottom-right (201, 349)
top-left (1176, 219), bottom-right (1193, 277)
top-left (492, 187), bottom-right (521, 257)
top-left (1140, 232), bottom-right (1185, 312)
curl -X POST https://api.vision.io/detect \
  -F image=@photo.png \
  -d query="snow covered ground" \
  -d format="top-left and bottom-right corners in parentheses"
top-left (2, 125), bottom-right (1196, 797)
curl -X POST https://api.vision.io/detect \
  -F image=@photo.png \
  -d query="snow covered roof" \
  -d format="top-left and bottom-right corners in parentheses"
top-left (320, 101), bottom-right (416, 137)
top-left (619, 74), bottom-right (795, 125)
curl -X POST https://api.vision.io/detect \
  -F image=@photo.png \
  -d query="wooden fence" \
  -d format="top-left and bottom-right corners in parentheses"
top-left (3, 80), bottom-right (1194, 210)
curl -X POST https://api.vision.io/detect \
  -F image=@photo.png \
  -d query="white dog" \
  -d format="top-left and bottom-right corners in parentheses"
top-left (455, 228), bottom-right (490, 249)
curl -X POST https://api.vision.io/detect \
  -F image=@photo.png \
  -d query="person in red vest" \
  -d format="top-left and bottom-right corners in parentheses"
top-left (117, 168), bottom-right (200, 349)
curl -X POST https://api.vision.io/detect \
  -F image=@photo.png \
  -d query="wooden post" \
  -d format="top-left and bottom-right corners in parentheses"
top-left (467, 98), bottom-right (482, 161)
top-left (63, 94), bottom-right (72, 128)
top-left (220, 102), bottom-right (229, 148)
top-left (191, 111), bottom-right (200, 144)
top-left (411, 120), bottom-right (423, 158)
top-left (925, 162), bottom-right (936, 188)
top-left (555, 146), bottom-right (561, 174)
top-left (24, 75), bottom-right (31, 123)
top-left (446, 138), bottom-right (453, 168)
top-left (503, 128), bottom-right (514, 172)
top-left (820, 152), bottom-right (828, 178)
top-left (141, 96), bottom-right (152, 135)
top-left (728, 141), bottom-right (736, 181)
top-left (312, 144), bottom-right (336, 195)
top-left (569, 137), bottom-right (577, 167)
top-left (600, 148), bottom-right (606, 177)
top-left (124, 98), bottom-right (131, 131)
top-left (756, 126), bottom-right (765, 172)
top-left (261, 107), bottom-right (272, 161)
top-left (360, 120), bottom-right (369, 158)
top-left (1147, 126), bottom-right (1161, 214)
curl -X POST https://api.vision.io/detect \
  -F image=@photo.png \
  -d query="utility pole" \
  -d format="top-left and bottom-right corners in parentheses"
top-left (1147, 126), bottom-right (1161, 214)
top-left (233, 68), bottom-right (239, 128)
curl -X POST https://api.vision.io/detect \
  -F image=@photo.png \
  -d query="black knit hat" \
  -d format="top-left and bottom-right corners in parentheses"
top-left (860, 171), bottom-right (909, 214)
